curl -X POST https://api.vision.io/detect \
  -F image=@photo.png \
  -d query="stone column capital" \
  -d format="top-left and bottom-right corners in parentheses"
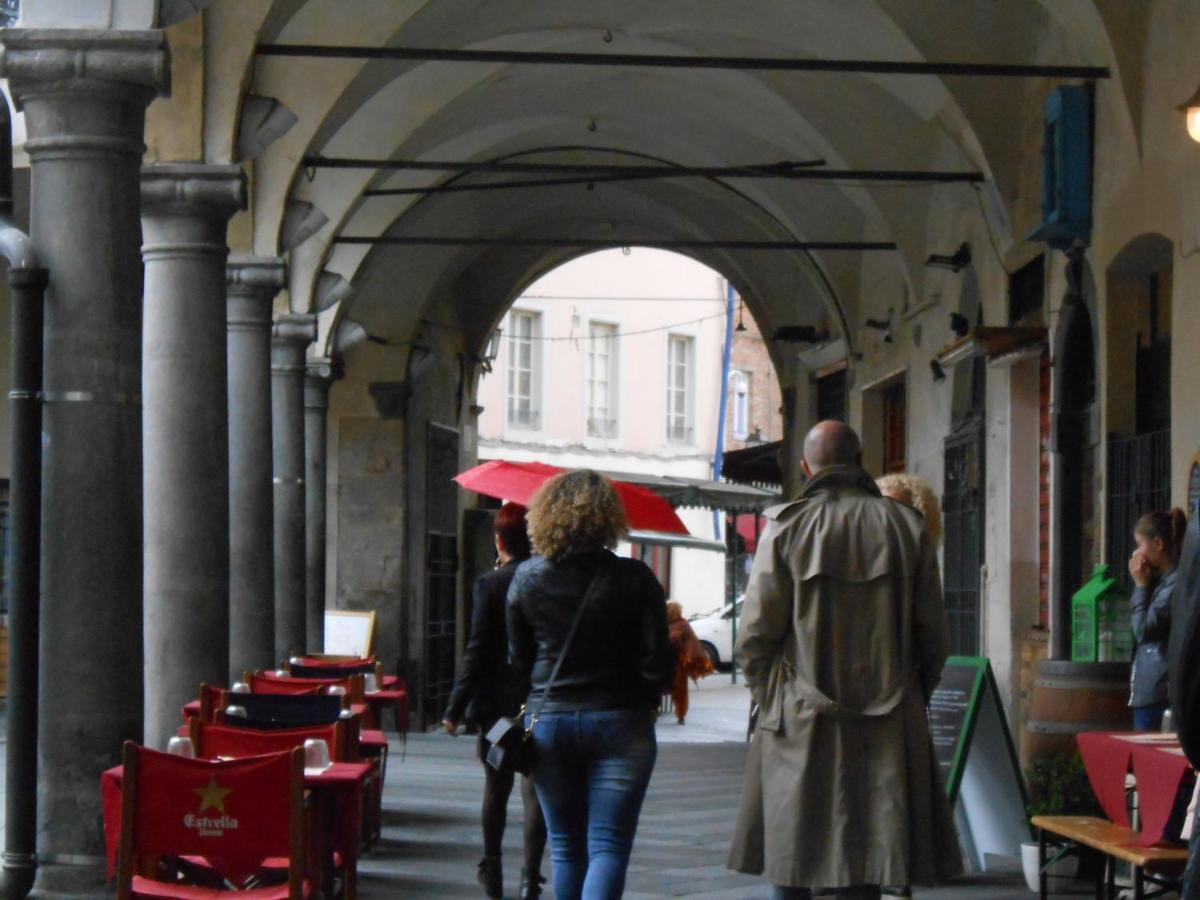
top-left (304, 359), bottom-right (339, 410)
top-left (272, 313), bottom-right (318, 348)
top-left (228, 256), bottom-right (286, 296)
top-left (0, 28), bottom-right (170, 111)
top-left (141, 164), bottom-right (247, 218)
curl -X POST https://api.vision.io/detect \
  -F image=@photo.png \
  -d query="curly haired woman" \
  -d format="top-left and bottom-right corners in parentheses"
top-left (508, 469), bottom-right (675, 900)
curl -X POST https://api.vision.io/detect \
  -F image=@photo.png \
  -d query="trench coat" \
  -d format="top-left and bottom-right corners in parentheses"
top-left (727, 466), bottom-right (962, 889)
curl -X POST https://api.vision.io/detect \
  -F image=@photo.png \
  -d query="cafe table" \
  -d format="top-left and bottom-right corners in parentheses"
top-left (1077, 731), bottom-right (1194, 845)
top-left (101, 757), bottom-right (372, 897)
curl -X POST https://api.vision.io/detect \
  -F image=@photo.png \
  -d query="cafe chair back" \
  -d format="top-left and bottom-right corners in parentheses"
top-left (248, 670), bottom-right (366, 702)
top-left (217, 692), bottom-right (348, 728)
top-left (198, 683), bottom-right (226, 723)
top-left (116, 741), bottom-right (308, 899)
top-left (189, 718), bottom-right (350, 763)
top-left (288, 660), bottom-right (381, 681)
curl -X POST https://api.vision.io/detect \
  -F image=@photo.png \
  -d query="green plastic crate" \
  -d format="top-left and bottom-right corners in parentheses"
top-left (1071, 564), bottom-right (1133, 662)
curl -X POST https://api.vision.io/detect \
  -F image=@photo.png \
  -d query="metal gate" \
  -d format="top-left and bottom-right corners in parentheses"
top-left (1106, 429), bottom-right (1171, 591)
top-left (424, 424), bottom-right (460, 724)
top-left (943, 425), bottom-right (985, 656)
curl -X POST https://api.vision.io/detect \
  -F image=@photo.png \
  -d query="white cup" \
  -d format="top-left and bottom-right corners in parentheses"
top-left (363, 673), bottom-right (378, 693)
top-left (230, 681), bottom-right (250, 694)
top-left (338, 709), bottom-right (354, 720)
top-left (166, 736), bottom-right (196, 758)
top-left (273, 669), bottom-right (288, 678)
top-left (303, 738), bottom-right (332, 770)
top-left (326, 684), bottom-right (346, 697)
top-left (288, 656), bottom-right (304, 667)
top-left (223, 704), bottom-right (248, 719)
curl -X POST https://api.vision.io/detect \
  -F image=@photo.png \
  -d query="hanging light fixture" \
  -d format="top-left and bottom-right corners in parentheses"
top-left (1178, 85), bottom-right (1200, 143)
top-left (735, 301), bottom-right (747, 332)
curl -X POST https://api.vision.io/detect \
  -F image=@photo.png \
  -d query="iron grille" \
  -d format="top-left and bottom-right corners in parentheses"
top-left (1106, 429), bottom-right (1171, 592)
top-left (943, 425), bottom-right (984, 656)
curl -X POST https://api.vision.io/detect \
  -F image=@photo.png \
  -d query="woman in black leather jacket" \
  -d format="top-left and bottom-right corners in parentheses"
top-left (443, 503), bottom-right (547, 899)
top-left (508, 470), bottom-right (674, 900)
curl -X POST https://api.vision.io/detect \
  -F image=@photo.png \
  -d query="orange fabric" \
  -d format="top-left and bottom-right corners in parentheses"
top-left (670, 656), bottom-right (690, 721)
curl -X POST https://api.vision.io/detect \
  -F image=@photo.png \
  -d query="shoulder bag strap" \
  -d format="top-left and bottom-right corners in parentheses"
top-left (525, 556), bottom-right (612, 732)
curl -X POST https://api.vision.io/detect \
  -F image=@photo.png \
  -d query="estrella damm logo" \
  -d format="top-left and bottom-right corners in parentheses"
top-left (182, 776), bottom-right (239, 837)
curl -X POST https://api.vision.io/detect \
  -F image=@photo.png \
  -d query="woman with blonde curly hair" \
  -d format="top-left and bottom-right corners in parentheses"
top-left (876, 472), bottom-right (943, 546)
top-left (508, 469), bottom-right (674, 900)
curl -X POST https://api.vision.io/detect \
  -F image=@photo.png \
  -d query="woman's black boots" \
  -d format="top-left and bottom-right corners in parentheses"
top-left (519, 867), bottom-right (546, 899)
top-left (477, 856), bottom-right (503, 898)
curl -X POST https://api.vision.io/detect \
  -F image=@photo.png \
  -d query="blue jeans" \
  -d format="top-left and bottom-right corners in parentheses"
top-left (1133, 701), bottom-right (1169, 731)
top-left (528, 709), bottom-right (657, 900)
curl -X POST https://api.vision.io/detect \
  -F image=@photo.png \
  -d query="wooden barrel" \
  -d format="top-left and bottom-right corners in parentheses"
top-left (1021, 660), bottom-right (1131, 770)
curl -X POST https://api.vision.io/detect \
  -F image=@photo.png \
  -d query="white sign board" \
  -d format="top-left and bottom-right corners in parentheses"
top-left (323, 610), bottom-right (375, 658)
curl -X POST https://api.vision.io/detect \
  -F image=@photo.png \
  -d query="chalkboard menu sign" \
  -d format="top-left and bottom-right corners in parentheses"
top-left (928, 656), bottom-right (1030, 869)
top-left (928, 656), bottom-right (986, 800)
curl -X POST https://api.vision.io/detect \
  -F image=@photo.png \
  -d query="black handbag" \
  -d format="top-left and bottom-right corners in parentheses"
top-left (485, 564), bottom-right (606, 775)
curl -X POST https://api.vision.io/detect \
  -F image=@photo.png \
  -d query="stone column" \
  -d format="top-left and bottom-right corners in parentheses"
top-left (272, 314), bottom-right (316, 660)
top-left (0, 29), bottom-right (169, 886)
top-left (304, 361), bottom-right (336, 653)
top-left (140, 164), bottom-right (246, 753)
top-left (227, 257), bottom-right (285, 681)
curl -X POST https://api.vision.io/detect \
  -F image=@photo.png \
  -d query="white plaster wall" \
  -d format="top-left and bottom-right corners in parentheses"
top-left (477, 248), bottom-right (728, 458)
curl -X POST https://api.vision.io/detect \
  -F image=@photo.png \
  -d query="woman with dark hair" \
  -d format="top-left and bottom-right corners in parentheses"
top-left (443, 502), bottom-right (547, 899)
top-left (508, 469), bottom-right (674, 900)
top-left (1129, 507), bottom-right (1188, 731)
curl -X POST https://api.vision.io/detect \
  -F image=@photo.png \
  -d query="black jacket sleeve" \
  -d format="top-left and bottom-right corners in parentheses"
top-left (633, 562), bottom-right (674, 697)
top-left (443, 574), bottom-right (493, 723)
top-left (507, 564), bottom-right (537, 687)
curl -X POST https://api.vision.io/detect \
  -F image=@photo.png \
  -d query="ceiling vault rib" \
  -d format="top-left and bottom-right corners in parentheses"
top-left (304, 156), bottom-right (984, 183)
top-left (257, 44), bottom-right (1109, 79)
top-left (331, 237), bottom-right (897, 251)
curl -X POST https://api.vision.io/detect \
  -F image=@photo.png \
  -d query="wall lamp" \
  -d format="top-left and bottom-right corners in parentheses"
top-left (925, 243), bottom-right (972, 273)
top-left (1178, 85), bottom-right (1200, 143)
top-left (864, 311), bottom-right (893, 343)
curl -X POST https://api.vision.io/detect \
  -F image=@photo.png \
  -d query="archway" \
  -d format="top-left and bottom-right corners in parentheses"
top-left (1103, 233), bottom-right (1174, 589)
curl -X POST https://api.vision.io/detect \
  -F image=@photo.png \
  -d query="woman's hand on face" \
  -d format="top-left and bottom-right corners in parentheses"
top-left (1129, 550), bottom-right (1152, 587)
top-left (442, 719), bottom-right (458, 736)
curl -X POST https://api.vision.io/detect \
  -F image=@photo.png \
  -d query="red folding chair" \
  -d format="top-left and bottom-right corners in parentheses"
top-left (247, 671), bottom-right (364, 703)
top-left (190, 718), bottom-right (381, 847)
top-left (189, 719), bottom-right (349, 763)
top-left (115, 742), bottom-right (309, 899)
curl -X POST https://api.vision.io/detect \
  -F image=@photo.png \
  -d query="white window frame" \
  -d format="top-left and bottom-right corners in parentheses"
top-left (585, 319), bottom-right (619, 439)
top-left (730, 370), bottom-right (750, 441)
top-left (505, 309), bottom-right (542, 432)
top-left (665, 333), bottom-right (695, 445)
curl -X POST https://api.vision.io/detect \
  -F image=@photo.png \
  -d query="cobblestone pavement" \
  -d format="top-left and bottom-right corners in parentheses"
top-left (359, 728), bottom-right (1074, 899)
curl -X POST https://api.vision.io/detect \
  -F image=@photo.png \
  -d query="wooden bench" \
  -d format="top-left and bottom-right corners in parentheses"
top-left (1032, 815), bottom-right (1189, 900)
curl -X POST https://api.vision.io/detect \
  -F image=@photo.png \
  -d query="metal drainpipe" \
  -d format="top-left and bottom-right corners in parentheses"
top-left (0, 97), bottom-right (47, 900)
top-left (712, 281), bottom-right (735, 537)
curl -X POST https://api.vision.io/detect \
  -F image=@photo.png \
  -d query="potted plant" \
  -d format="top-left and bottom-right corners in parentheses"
top-left (1021, 753), bottom-right (1101, 892)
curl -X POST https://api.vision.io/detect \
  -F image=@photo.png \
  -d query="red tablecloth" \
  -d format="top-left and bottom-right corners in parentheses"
top-left (364, 688), bottom-right (409, 734)
top-left (101, 760), bottom-right (370, 881)
top-left (1077, 731), bottom-right (1193, 845)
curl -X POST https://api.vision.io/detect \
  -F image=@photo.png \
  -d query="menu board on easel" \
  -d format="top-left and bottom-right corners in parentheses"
top-left (927, 656), bottom-right (1030, 871)
top-left (324, 610), bottom-right (376, 658)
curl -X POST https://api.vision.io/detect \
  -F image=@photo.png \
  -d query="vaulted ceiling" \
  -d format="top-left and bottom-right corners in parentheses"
top-left (196, 0), bottom-right (1136, 366)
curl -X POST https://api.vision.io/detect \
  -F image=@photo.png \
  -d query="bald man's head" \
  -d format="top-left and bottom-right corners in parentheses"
top-left (802, 420), bottom-right (862, 475)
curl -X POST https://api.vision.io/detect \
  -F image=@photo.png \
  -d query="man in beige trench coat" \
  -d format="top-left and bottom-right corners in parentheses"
top-left (727, 421), bottom-right (962, 899)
